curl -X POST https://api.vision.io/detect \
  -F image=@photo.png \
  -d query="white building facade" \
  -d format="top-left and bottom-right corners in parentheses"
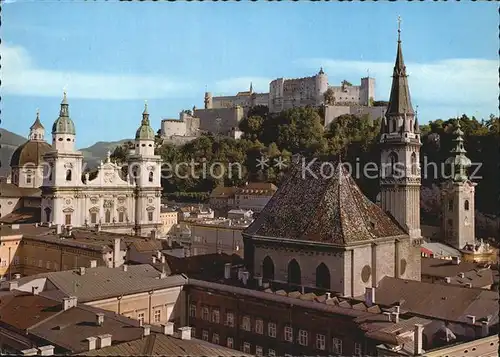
top-left (40, 94), bottom-right (162, 237)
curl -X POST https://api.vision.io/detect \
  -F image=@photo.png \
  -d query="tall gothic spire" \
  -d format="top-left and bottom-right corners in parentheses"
top-left (386, 16), bottom-right (414, 117)
top-left (446, 120), bottom-right (472, 182)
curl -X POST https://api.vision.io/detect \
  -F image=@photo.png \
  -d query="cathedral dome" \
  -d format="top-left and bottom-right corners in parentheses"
top-left (10, 140), bottom-right (51, 167)
top-left (135, 102), bottom-right (155, 140)
top-left (135, 125), bottom-right (155, 140)
top-left (52, 117), bottom-right (76, 135)
top-left (52, 92), bottom-right (76, 135)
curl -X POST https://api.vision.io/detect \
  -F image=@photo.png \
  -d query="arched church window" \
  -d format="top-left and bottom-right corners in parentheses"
top-left (411, 152), bottom-right (417, 176)
top-left (44, 207), bottom-right (51, 223)
top-left (388, 152), bottom-right (398, 177)
top-left (90, 213), bottom-right (97, 224)
top-left (315, 263), bottom-right (331, 290)
top-left (105, 210), bottom-right (111, 223)
top-left (118, 211), bottom-right (125, 223)
top-left (66, 170), bottom-right (72, 181)
top-left (448, 199), bottom-right (454, 212)
top-left (287, 259), bottom-right (301, 286)
top-left (262, 256), bottom-right (275, 281)
top-left (464, 200), bottom-right (470, 211)
top-left (149, 171), bottom-right (154, 182)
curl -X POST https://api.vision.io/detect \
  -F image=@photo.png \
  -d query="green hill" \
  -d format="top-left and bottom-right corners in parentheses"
top-left (0, 129), bottom-right (28, 176)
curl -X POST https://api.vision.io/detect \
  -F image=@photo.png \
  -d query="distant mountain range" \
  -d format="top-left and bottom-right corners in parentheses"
top-left (0, 128), bottom-right (130, 176)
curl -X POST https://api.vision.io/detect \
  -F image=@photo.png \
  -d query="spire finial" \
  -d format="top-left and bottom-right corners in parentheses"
top-left (36, 108), bottom-right (40, 119)
top-left (250, 81), bottom-right (253, 93)
top-left (397, 15), bottom-right (402, 42)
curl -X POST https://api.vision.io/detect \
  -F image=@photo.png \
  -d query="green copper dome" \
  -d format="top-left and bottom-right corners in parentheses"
top-left (135, 102), bottom-right (155, 140)
top-left (52, 92), bottom-right (76, 135)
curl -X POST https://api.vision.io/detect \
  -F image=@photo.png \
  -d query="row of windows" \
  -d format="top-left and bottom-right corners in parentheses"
top-left (189, 305), bottom-right (359, 354)
top-left (447, 199), bottom-right (470, 211)
top-left (195, 328), bottom-right (359, 356)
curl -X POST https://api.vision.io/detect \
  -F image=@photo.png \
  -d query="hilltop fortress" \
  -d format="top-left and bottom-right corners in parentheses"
top-left (160, 69), bottom-right (386, 143)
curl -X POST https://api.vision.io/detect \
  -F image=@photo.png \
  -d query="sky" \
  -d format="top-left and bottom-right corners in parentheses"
top-left (2, 1), bottom-right (498, 148)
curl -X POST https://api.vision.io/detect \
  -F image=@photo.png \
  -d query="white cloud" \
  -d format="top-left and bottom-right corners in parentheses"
top-left (1, 43), bottom-right (196, 100)
top-left (295, 58), bottom-right (497, 110)
top-left (213, 77), bottom-right (271, 96)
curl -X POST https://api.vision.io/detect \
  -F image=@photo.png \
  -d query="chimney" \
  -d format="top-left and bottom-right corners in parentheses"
top-left (56, 224), bottom-right (62, 235)
top-left (90, 260), bottom-right (97, 268)
top-left (444, 277), bottom-right (451, 283)
top-left (86, 337), bottom-right (97, 351)
top-left (391, 312), bottom-right (400, 324)
top-left (37, 345), bottom-right (55, 356)
top-left (466, 315), bottom-right (476, 325)
top-left (20, 348), bottom-right (38, 356)
top-left (414, 324), bottom-right (424, 355)
top-left (451, 256), bottom-right (460, 265)
top-left (8, 281), bottom-right (18, 291)
top-left (481, 321), bottom-right (489, 337)
top-left (465, 283), bottom-right (472, 288)
top-left (96, 313), bottom-right (104, 326)
top-left (178, 326), bottom-right (192, 340)
top-left (62, 296), bottom-right (77, 311)
top-left (161, 255), bottom-right (165, 264)
top-left (458, 272), bottom-right (465, 278)
top-left (325, 292), bottom-right (331, 300)
top-left (48, 222), bottom-right (52, 228)
top-left (383, 312), bottom-right (392, 321)
top-left (365, 287), bottom-right (376, 307)
top-left (143, 325), bottom-right (151, 337)
top-left (156, 250), bottom-right (162, 259)
top-left (79, 267), bottom-right (86, 275)
top-left (122, 264), bottom-right (128, 272)
top-left (183, 247), bottom-right (191, 257)
top-left (161, 322), bottom-right (174, 335)
top-left (237, 268), bottom-right (243, 280)
top-left (224, 263), bottom-right (231, 279)
top-left (255, 276), bottom-right (263, 287)
top-left (152, 256), bottom-right (157, 264)
top-left (13, 273), bottom-right (21, 280)
top-left (35, 223), bottom-right (39, 227)
top-left (113, 238), bottom-right (121, 268)
top-left (32, 286), bottom-right (39, 295)
top-left (97, 334), bottom-right (112, 349)
top-left (394, 305), bottom-right (401, 314)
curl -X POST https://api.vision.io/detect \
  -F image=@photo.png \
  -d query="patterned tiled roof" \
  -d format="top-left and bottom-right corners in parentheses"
top-left (244, 159), bottom-right (406, 245)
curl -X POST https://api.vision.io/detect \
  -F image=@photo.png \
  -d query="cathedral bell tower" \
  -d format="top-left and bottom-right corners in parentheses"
top-left (441, 120), bottom-right (475, 249)
top-left (128, 102), bottom-right (162, 237)
top-left (379, 18), bottom-right (422, 240)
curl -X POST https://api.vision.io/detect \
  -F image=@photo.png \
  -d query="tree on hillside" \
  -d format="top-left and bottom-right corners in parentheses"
top-left (323, 88), bottom-right (336, 105)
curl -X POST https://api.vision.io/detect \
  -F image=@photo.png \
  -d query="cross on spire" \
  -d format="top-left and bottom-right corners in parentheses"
top-left (397, 15), bottom-right (402, 41)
